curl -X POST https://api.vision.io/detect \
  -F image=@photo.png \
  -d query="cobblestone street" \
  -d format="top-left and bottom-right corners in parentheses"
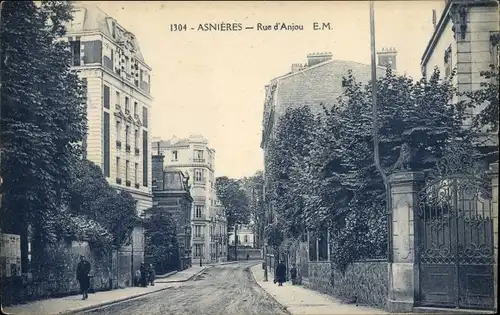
top-left (77, 262), bottom-right (288, 315)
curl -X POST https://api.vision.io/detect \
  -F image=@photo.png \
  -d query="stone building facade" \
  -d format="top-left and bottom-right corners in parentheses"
top-left (65, 3), bottom-right (153, 215)
top-left (152, 135), bottom-right (227, 263)
top-left (151, 154), bottom-right (193, 270)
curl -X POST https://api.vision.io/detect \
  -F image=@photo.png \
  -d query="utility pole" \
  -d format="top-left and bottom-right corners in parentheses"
top-left (369, 1), bottom-right (391, 261)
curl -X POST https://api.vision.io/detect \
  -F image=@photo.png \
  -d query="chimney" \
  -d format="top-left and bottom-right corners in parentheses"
top-left (306, 52), bottom-right (333, 67)
top-left (377, 47), bottom-right (398, 71)
top-left (291, 63), bottom-right (303, 73)
top-left (152, 153), bottom-right (165, 191)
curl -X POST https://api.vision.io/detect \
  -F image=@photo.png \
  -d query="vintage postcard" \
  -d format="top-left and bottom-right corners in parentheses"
top-left (0, 1), bottom-right (498, 314)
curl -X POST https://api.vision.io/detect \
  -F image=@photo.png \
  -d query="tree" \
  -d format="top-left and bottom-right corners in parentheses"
top-left (215, 176), bottom-right (250, 252)
top-left (143, 207), bottom-right (179, 274)
top-left (67, 160), bottom-right (139, 249)
top-left (239, 171), bottom-right (265, 247)
top-left (265, 106), bottom-right (318, 244)
top-left (0, 0), bottom-right (87, 269)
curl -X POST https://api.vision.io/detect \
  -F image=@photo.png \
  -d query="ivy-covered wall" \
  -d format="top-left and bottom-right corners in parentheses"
top-left (305, 260), bottom-right (388, 309)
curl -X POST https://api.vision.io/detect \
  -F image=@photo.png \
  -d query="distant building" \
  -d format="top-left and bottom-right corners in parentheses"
top-left (229, 224), bottom-right (255, 248)
top-left (65, 2), bottom-right (153, 215)
top-left (152, 135), bottom-right (227, 263)
top-left (151, 154), bottom-right (193, 270)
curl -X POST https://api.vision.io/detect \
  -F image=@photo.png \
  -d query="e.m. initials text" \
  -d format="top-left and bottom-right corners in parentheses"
top-left (313, 22), bottom-right (332, 30)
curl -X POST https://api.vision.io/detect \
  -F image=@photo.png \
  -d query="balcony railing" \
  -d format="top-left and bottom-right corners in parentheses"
top-left (193, 180), bottom-right (205, 186)
top-left (193, 235), bottom-right (205, 241)
top-left (193, 196), bottom-right (206, 203)
top-left (193, 214), bottom-right (206, 220)
top-left (193, 158), bottom-right (206, 163)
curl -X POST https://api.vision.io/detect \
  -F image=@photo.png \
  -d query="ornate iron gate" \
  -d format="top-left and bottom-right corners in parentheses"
top-left (417, 155), bottom-right (494, 310)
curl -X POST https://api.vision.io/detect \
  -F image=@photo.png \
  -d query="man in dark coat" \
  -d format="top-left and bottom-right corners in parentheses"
top-left (275, 260), bottom-right (286, 286)
top-left (139, 262), bottom-right (148, 287)
top-left (76, 255), bottom-right (91, 300)
top-left (148, 264), bottom-right (155, 286)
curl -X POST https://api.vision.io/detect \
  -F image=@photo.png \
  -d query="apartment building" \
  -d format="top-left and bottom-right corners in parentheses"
top-left (65, 3), bottom-right (153, 215)
top-left (152, 135), bottom-right (226, 263)
top-left (420, 0), bottom-right (499, 153)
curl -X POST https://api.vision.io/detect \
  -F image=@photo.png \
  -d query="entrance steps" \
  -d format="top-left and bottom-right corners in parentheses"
top-left (413, 307), bottom-right (496, 314)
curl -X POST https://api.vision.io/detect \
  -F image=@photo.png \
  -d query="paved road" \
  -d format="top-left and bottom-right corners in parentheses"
top-left (80, 262), bottom-right (289, 315)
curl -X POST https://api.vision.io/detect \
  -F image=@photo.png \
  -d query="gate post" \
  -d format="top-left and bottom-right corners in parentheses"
top-left (387, 171), bottom-right (424, 313)
top-left (489, 162), bottom-right (498, 313)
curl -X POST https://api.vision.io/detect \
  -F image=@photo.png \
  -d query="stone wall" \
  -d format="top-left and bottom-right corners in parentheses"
top-left (228, 247), bottom-right (261, 260)
top-left (305, 260), bottom-right (388, 309)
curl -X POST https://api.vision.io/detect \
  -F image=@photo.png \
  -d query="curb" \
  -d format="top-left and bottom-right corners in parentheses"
top-left (59, 267), bottom-right (208, 315)
top-left (155, 270), bottom-right (178, 279)
top-left (248, 264), bottom-right (291, 315)
top-left (156, 266), bottom-right (208, 283)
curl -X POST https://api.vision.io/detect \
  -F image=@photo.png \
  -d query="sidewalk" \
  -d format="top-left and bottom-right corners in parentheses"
top-left (2, 266), bottom-right (207, 315)
top-left (250, 264), bottom-right (388, 315)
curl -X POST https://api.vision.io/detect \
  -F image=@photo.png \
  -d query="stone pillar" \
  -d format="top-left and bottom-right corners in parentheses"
top-left (387, 171), bottom-right (424, 313)
top-left (490, 163), bottom-right (498, 313)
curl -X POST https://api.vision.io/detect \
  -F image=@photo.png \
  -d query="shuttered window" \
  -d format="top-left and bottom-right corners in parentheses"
top-left (103, 85), bottom-right (110, 109)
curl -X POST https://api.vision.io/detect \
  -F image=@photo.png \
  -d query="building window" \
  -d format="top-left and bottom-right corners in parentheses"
top-left (244, 235), bottom-right (248, 243)
top-left (172, 150), bottom-right (178, 161)
top-left (143, 130), bottom-right (148, 187)
top-left (134, 102), bottom-right (138, 116)
top-left (125, 125), bottom-right (129, 147)
top-left (195, 205), bottom-right (204, 218)
top-left (103, 112), bottom-right (110, 177)
top-left (116, 157), bottom-right (121, 179)
top-left (70, 39), bottom-right (81, 66)
top-left (125, 97), bottom-right (130, 113)
top-left (134, 129), bottom-right (139, 149)
top-left (194, 225), bottom-right (202, 237)
top-left (194, 150), bottom-right (204, 162)
top-left (116, 91), bottom-right (120, 107)
top-left (194, 244), bottom-right (202, 257)
top-left (116, 120), bottom-right (121, 142)
top-left (125, 160), bottom-right (129, 182)
top-left (194, 169), bottom-right (204, 182)
top-left (134, 163), bottom-right (138, 184)
top-left (444, 45), bottom-right (452, 78)
top-left (142, 106), bottom-right (148, 128)
top-left (103, 85), bottom-right (110, 109)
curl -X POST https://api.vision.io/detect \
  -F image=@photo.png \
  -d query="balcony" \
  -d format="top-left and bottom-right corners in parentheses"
top-left (126, 144), bottom-right (131, 153)
top-left (193, 214), bottom-right (207, 220)
top-left (193, 158), bottom-right (206, 163)
top-left (116, 178), bottom-right (122, 185)
top-left (135, 148), bottom-right (140, 155)
top-left (192, 235), bottom-right (205, 242)
top-left (193, 181), bottom-right (206, 187)
top-left (135, 183), bottom-right (140, 189)
top-left (126, 180), bottom-right (131, 187)
top-left (116, 140), bottom-right (122, 148)
top-left (193, 196), bottom-right (206, 203)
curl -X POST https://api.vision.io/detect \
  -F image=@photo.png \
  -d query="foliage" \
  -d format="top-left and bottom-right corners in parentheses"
top-left (458, 63), bottom-right (499, 133)
top-left (265, 106), bottom-right (318, 243)
top-left (67, 160), bottom-right (139, 249)
top-left (266, 67), bottom-right (474, 270)
top-left (239, 171), bottom-right (265, 245)
top-left (143, 207), bottom-right (179, 273)
top-left (215, 177), bottom-right (251, 227)
top-left (0, 0), bottom-right (87, 261)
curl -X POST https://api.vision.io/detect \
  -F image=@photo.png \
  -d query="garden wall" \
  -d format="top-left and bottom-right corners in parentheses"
top-left (228, 247), bottom-right (261, 260)
top-left (305, 260), bottom-right (388, 309)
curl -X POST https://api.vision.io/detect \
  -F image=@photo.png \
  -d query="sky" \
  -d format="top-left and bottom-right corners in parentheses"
top-left (93, 1), bottom-right (444, 179)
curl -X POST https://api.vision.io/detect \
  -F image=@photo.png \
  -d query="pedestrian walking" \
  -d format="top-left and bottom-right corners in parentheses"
top-left (148, 264), bottom-right (155, 286)
top-left (290, 263), bottom-right (298, 285)
top-left (139, 262), bottom-right (148, 287)
top-left (275, 260), bottom-right (286, 286)
top-left (76, 255), bottom-right (91, 300)
top-left (135, 269), bottom-right (141, 287)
